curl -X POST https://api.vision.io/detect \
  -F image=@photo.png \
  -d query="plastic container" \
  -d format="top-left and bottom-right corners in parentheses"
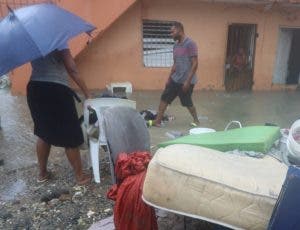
top-left (224, 120), bottom-right (242, 131)
top-left (189, 127), bottom-right (216, 135)
top-left (287, 120), bottom-right (300, 158)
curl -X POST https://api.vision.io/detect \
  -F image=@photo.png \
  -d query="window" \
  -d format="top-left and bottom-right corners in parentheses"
top-left (143, 20), bottom-right (175, 67)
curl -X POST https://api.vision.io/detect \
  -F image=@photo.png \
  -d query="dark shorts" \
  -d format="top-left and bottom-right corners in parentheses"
top-left (161, 79), bottom-right (195, 107)
top-left (27, 81), bottom-right (83, 148)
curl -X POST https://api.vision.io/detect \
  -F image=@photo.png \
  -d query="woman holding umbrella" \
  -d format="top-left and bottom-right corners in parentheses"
top-left (27, 44), bottom-right (92, 185)
top-left (0, 3), bottom-right (97, 185)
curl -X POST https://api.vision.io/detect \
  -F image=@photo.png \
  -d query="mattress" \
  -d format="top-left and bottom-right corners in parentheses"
top-left (158, 126), bottom-right (280, 153)
top-left (143, 144), bottom-right (288, 230)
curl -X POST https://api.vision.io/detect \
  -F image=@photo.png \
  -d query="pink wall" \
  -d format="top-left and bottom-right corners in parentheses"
top-left (7, 0), bottom-right (136, 95)
top-left (8, 0), bottom-right (300, 93)
top-left (76, 0), bottom-right (300, 91)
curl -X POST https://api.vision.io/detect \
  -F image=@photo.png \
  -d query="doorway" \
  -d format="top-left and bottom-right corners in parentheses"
top-left (273, 28), bottom-right (300, 85)
top-left (224, 24), bottom-right (257, 92)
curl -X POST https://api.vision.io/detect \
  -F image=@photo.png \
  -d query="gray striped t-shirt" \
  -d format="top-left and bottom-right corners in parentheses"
top-left (171, 37), bottom-right (198, 84)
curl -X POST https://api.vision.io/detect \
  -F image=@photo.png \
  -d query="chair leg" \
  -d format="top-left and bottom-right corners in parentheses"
top-left (106, 145), bottom-right (116, 184)
top-left (89, 138), bottom-right (101, 183)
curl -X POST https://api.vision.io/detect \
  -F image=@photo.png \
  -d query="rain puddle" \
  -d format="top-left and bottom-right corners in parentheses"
top-left (0, 88), bottom-right (36, 170)
top-left (0, 179), bottom-right (27, 201)
top-left (1, 88), bottom-right (300, 171)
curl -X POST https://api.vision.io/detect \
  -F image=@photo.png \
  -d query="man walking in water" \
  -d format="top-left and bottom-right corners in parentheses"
top-left (149, 21), bottom-right (200, 127)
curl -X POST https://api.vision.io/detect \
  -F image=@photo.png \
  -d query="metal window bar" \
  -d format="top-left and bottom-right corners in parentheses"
top-left (0, 0), bottom-right (57, 18)
top-left (143, 20), bottom-right (175, 67)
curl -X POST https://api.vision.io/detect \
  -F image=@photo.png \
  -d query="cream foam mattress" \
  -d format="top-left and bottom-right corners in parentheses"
top-left (143, 144), bottom-right (288, 230)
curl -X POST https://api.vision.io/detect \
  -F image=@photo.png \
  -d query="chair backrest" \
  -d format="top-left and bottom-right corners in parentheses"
top-left (102, 106), bottom-right (150, 164)
top-left (83, 98), bottom-right (136, 145)
top-left (83, 98), bottom-right (136, 128)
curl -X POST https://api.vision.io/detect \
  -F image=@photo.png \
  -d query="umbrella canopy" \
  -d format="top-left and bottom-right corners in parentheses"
top-left (0, 3), bottom-right (96, 76)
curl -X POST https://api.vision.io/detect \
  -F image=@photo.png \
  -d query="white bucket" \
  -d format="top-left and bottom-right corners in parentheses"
top-left (287, 120), bottom-right (300, 158)
top-left (189, 127), bottom-right (216, 135)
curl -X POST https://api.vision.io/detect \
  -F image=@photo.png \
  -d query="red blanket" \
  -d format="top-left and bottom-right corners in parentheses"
top-left (107, 152), bottom-right (158, 230)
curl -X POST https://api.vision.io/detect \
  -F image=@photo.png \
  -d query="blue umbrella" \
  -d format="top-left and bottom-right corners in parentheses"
top-left (0, 3), bottom-right (96, 76)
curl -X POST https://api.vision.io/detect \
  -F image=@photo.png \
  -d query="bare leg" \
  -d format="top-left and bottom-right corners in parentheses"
top-left (154, 100), bottom-right (168, 125)
top-left (187, 106), bottom-right (200, 125)
top-left (65, 147), bottom-right (91, 185)
top-left (36, 138), bottom-right (51, 180)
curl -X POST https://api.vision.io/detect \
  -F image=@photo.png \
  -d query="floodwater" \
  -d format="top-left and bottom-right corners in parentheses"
top-left (1, 88), bottom-right (300, 172)
top-left (0, 179), bottom-right (27, 201)
top-left (1, 86), bottom-right (300, 227)
top-left (132, 89), bottom-right (300, 151)
top-left (0, 88), bottom-right (36, 171)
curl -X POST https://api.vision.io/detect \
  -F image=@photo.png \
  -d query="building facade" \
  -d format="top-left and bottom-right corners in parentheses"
top-left (3, 0), bottom-right (300, 94)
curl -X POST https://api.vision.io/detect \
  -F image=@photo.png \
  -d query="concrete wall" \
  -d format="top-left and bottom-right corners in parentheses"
top-left (76, 0), bottom-right (300, 91)
top-left (8, 0), bottom-right (300, 93)
top-left (6, 0), bottom-right (136, 94)
top-left (76, 2), bottom-right (147, 90)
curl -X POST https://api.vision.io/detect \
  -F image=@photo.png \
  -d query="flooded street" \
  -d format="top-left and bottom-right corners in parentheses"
top-left (1, 88), bottom-right (300, 181)
top-left (0, 88), bottom-right (36, 171)
top-left (132, 90), bottom-right (300, 152)
top-left (0, 88), bottom-right (300, 229)
top-left (2, 89), bottom-right (300, 171)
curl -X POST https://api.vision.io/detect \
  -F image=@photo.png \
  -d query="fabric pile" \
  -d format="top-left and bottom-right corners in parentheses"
top-left (107, 151), bottom-right (158, 230)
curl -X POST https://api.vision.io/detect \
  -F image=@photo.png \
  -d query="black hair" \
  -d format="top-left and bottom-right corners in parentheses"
top-left (173, 21), bottom-right (184, 32)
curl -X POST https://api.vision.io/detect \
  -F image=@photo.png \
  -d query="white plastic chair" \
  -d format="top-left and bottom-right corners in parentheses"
top-left (102, 106), bottom-right (150, 183)
top-left (83, 98), bottom-right (136, 183)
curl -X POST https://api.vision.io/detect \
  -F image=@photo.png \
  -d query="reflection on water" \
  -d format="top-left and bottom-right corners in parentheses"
top-left (0, 88), bottom-right (36, 171)
top-left (0, 179), bottom-right (27, 201)
top-left (1, 88), bottom-right (300, 172)
top-left (192, 91), bottom-right (300, 131)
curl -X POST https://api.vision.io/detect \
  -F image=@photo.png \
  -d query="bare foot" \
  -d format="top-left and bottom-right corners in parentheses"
top-left (37, 171), bottom-right (52, 183)
top-left (76, 173), bottom-right (92, 185)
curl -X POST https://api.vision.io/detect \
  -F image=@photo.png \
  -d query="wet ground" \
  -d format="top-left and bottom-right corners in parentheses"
top-left (1, 87), bottom-right (300, 229)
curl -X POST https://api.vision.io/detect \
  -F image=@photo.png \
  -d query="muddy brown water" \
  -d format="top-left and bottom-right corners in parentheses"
top-left (1, 88), bottom-right (300, 201)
